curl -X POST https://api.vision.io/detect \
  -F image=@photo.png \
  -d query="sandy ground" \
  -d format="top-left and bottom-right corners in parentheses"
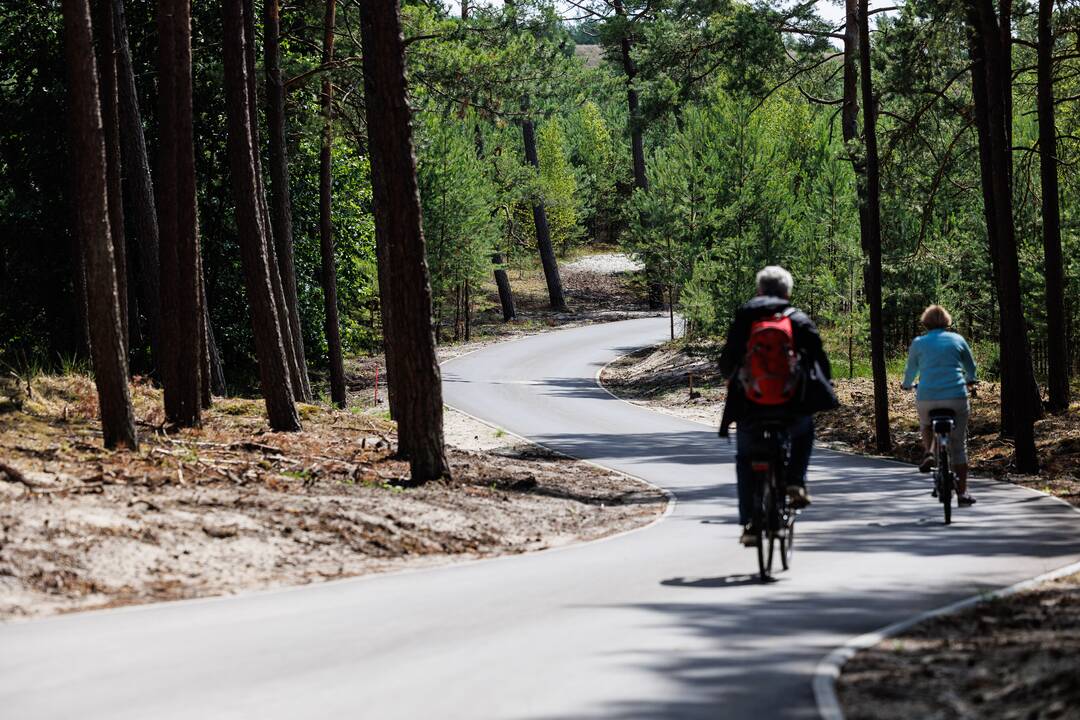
top-left (838, 572), bottom-right (1080, 720)
top-left (562, 252), bottom-right (644, 274)
top-left (0, 370), bottom-right (665, 622)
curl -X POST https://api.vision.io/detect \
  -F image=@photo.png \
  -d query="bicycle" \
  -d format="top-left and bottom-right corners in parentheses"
top-left (749, 421), bottom-right (798, 580)
top-left (928, 408), bottom-right (957, 525)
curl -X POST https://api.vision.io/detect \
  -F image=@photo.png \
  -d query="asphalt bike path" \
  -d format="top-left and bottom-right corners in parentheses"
top-left (2, 317), bottom-right (1079, 719)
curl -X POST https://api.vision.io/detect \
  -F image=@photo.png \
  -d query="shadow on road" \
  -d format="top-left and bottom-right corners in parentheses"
top-left (660, 574), bottom-right (765, 589)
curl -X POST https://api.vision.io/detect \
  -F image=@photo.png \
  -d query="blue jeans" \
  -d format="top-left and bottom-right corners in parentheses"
top-left (735, 415), bottom-right (814, 526)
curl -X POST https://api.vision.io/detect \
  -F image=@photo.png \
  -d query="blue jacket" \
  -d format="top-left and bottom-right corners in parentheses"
top-left (902, 329), bottom-right (977, 400)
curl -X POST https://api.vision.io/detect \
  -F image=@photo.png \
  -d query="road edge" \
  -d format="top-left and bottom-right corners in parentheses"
top-left (442, 403), bottom-right (677, 528)
top-left (812, 557), bottom-right (1080, 720)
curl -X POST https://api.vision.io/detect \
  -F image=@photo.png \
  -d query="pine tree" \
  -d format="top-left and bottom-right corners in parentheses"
top-left (62, 0), bottom-right (138, 450)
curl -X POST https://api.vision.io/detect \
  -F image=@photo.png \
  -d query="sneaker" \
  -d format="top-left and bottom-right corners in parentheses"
top-left (919, 454), bottom-right (935, 473)
top-left (786, 485), bottom-right (811, 509)
top-left (740, 524), bottom-right (760, 547)
top-left (958, 493), bottom-right (976, 507)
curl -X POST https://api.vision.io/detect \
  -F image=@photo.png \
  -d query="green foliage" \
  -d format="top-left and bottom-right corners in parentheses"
top-left (535, 118), bottom-right (585, 254)
top-left (416, 114), bottom-right (500, 331)
top-left (564, 101), bottom-right (622, 242)
top-left (6, 0), bottom-right (1080, 393)
top-left (626, 88), bottom-right (813, 335)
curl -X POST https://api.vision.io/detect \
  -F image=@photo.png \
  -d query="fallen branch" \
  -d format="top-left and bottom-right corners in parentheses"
top-left (0, 460), bottom-right (31, 488)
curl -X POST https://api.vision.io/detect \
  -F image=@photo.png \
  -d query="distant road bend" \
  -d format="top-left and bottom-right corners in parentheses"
top-left (3, 317), bottom-right (1080, 719)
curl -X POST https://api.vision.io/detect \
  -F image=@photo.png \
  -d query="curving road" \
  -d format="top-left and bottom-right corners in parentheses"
top-left (3, 317), bottom-right (1080, 719)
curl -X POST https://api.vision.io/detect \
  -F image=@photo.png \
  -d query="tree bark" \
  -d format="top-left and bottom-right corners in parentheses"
top-left (223, 0), bottom-right (301, 431)
top-left (156, 0), bottom-right (203, 428)
top-left (1037, 0), bottom-right (1070, 411)
top-left (112, 0), bottom-right (162, 370)
top-left (966, 0), bottom-right (1040, 472)
top-left (156, 0), bottom-right (179, 420)
top-left (360, 0), bottom-right (449, 482)
top-left (520, 102), bottom-right (567, 312)
top-left (464, 279), bottom-right (471, 342)
top-left (965, 9), bottom-right (1013, 432)
top-left (203, 273), bottom-right (227, 397)
top-left (62, 0), bottom-right (138, 450)
top-left (319, 0), bottom-right (348, 409)
top-left (95, 0), bottom-right (129, 356)
top-left (264, 0), bottom-right (313, 402)
top-left (612, 0), bottom-right (663, 309)
top-left (240, 0), bottom-right (305, 403)
top-left (858, 0), bottom-right (891, 453)
top-left (492, 253), bottom-right (516, 320)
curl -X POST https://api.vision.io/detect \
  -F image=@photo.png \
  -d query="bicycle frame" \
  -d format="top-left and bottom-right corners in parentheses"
top-left (931, 413), bottom-right (956, 524)
top-left (750, 422), bottom-right (796, 579)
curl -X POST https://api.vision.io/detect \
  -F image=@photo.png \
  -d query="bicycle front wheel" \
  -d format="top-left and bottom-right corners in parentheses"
top-left (758, 531), bottom-right (774, 581)
top-left (780, 510), bottom-right (795, 570)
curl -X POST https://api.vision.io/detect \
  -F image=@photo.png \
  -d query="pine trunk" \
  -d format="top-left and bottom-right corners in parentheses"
top-left (223, 0), bottom-right (301, 431)
top-left (360, 0), bottom-right (449, 482)
top-left (241, 0), bottom-right (305, 402)
top-left (858, 0), bottom-right (891, 453)
top-left (965, 13), bottom-right (1014, 433)
top-left (95, 0), bottom-right (129, 356)
top-left (112, 0), bottom-right (163, 370)
top-left (1037, 0), bottom-right (1070, 411)
top-left (613, 0), bottom-right (662, 309)
top-left (204, 274), bottom-right (227, 397)
top-left (156, 0), bottom-right (203, 427)
top-left (493, 253), bottom-right (516, 320)
top-left (264, 0), bottom-right (313, 402)
top-left (62, 0), bottom-right (138, 450)
top-left (520, 106), bottom-right (567, 312)
top-left (967, 0), bottom-right (1040, 472)
top-left (320, 0), bottom-right (348, 409)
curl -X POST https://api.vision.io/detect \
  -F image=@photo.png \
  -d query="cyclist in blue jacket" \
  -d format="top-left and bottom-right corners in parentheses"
top-left (901, 304), bottom-right (978, 506)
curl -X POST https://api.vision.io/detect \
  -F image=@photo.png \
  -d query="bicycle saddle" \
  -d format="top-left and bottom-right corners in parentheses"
top-left (929, 408), bottom-right (955, 433)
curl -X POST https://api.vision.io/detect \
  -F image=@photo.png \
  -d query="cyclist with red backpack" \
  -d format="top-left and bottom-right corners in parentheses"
top-left (718, 266), bottom-right (838, 546)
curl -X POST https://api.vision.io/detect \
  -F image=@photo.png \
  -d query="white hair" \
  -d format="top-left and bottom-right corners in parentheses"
top-left (756, 266), bottom-right (793, 299)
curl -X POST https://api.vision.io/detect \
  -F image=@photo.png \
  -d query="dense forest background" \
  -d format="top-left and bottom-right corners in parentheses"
top-left (2, 0), bottom-right (1078, 473)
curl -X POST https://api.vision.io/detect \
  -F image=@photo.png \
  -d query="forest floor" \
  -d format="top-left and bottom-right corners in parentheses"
top-left (0, 376), bottom-right (664, 620)
top-left (0, 250), bottom-right (668, 621)
top-left (599, 340), bottom-right (1080, 719)
top-left (838, 570), bottom-right (1080, 720)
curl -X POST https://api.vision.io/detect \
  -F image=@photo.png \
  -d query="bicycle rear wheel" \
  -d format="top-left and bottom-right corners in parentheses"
top-left (757, 482), bottom-right (774, 580)
top-left (939, 453), bottom-right (953, 525)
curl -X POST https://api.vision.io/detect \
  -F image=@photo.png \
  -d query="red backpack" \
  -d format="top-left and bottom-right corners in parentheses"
top-left (739, 308), bottom-right (801, 406)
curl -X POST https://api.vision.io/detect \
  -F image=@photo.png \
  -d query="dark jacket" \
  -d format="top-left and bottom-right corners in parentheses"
top-left (718, 295), bottom-right (837, 436)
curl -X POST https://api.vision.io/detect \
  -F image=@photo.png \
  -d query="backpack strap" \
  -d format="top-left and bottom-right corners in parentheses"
top-left (781, 307), bottom-right (797, 318)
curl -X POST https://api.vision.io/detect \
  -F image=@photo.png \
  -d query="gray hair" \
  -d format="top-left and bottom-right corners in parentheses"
top-left (756, 265), bottom-right (793, 299)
